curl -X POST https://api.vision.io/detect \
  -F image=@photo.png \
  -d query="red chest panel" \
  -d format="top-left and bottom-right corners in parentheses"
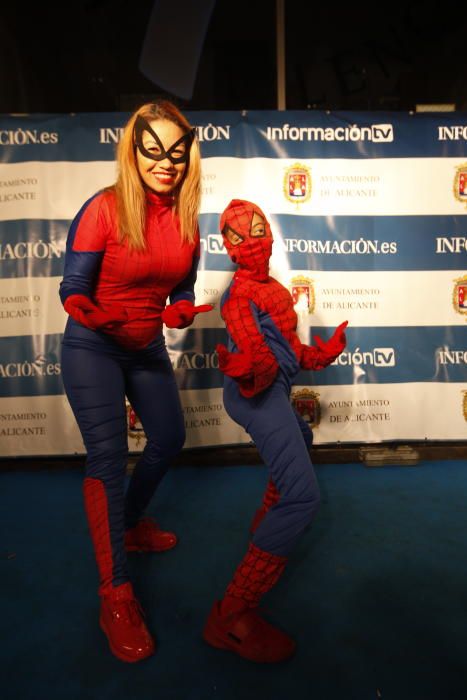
top-left (237, 276), bottom-right (298, 341)
top-left (71, 192), bottom-right (197, 349)
top-left (94, 203), bottom-right (194, 310)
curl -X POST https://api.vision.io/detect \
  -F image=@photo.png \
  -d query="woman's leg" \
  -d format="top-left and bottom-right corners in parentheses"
top-left (123, 341), bottom-right (185, 531)
top-left (61, 340), bottom-right (154, 662)
top-left (61, 343), bottom-right (130, 589)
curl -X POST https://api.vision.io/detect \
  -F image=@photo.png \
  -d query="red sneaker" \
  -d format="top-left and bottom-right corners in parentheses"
top-left (203, 598), bottom-right (296, 663)
top-left (124, 517), bottom-right (177, 552)
top-left (99, 582), bottom-right (155, 663)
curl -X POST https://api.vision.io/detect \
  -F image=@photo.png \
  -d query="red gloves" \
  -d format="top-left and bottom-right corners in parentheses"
top-left (161, 300), bottom-right (213, 329)
top-left (216, 321), bottom-right (347, 393)
top-left (64, 294), bottom-right (128, 331)
top-left (216, 344), bottom-right (253, 377)
top-left (315, 320), bottom-right (348, 359)
top-left (216, 342), bottom-right (279, 398)
top-left (301, 321), bottom-right (348, 370)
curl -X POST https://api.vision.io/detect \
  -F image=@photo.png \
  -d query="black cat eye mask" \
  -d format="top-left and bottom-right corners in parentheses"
top-left (134, 115), bottom-right (195, 164)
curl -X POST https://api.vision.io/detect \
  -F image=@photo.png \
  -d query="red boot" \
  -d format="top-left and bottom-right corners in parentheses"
top-left (100, 582), bottom-right (155, 663)
top-left (203, 542), bottom-right (295, 663)
top-left (83, 478), bottom-right (155, 662)
top-left (124, 517), bottom-right (177, 552)
top-left (250, 478), bottom-right (280, 534)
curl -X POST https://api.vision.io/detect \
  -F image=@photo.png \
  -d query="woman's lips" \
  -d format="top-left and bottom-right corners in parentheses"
top-left (152, 171), bottom-right (175, 183)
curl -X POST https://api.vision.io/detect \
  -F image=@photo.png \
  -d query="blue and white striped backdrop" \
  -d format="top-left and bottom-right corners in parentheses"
top-left (0, 111), bottom-right (466, 456)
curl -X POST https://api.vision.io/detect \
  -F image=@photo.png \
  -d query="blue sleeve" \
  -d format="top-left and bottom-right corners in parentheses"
top-left (169, 250), bottom-right (199, 305)
top-left (58, 194), bottom-right (105, 305)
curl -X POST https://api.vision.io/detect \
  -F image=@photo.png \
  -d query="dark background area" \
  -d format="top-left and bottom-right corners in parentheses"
top-left (1, 0), bottom-right (466, 115)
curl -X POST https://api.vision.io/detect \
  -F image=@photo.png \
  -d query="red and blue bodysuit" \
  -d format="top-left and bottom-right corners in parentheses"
top-left (202, 199), bottom-right (347, 663)
top-left (59, 188), bottom-right (201, 595)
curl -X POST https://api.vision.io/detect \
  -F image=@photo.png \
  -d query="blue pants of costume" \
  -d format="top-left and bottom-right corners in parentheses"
top-left (61, 318), bottom-right (185, 586)
top-left (223, 371), bottom-right (321, 557)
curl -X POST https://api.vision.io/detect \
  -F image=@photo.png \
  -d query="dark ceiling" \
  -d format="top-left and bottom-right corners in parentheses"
top-left (1, 0), bottom-right (466, 114)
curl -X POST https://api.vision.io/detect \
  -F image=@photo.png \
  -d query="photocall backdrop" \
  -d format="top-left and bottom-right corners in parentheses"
top-left (0, 111), bottom-right (466, 457)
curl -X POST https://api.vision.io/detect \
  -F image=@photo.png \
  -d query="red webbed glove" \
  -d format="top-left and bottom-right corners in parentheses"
top-left (216, 342), bottom-right (279, 398)
top-left (301, 321), bottom-right (348, 370)
top-left (216, 343), bottom-right (253, 378)
top-left (161, 300), bottom-right (214, 329)
top-left (64, 294), bottom-right (128, 331)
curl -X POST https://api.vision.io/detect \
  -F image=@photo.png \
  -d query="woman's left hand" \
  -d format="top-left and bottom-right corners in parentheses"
top-left (162, 300), bottom-right (214, 329)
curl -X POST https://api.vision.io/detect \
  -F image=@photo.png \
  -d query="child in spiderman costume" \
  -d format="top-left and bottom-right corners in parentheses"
top-left (59, 100), bottom-right (212, 663)
top-left (202, 199), bottom-right (347, 663)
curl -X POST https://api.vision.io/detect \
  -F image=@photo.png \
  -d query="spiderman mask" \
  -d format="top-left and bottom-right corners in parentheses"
top-left (220, 199), bottom-right (273, 281)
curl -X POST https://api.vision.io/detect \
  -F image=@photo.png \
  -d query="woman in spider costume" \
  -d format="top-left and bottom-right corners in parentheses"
top-left (203, 199), bottom-right (347, 662)
top-left (59, 100), bottom-right (212, 663)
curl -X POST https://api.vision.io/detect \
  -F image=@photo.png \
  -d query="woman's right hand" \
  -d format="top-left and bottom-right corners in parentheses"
top-left (162, 300), bottom-right (213, 329)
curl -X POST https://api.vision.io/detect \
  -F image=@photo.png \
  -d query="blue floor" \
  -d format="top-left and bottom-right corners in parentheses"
top-left (2, 458), bottom-right (467, 700)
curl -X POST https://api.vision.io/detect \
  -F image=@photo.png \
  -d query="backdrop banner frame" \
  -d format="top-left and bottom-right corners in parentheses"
top-left (0, 110), bottom-right (466, 457)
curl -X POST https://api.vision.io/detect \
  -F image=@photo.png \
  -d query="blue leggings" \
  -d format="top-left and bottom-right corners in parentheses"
top-left (224, 372), bottom-right (320, 557)
top-left (61, 318), bottom-right (185, 586)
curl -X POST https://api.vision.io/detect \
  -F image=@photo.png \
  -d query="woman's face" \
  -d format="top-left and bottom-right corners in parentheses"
top-left (135, 118), bottom-right (188, 194)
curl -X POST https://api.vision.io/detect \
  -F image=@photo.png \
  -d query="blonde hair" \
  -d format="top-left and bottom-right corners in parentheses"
top-left (111, 100), bottom-right (201, 250)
